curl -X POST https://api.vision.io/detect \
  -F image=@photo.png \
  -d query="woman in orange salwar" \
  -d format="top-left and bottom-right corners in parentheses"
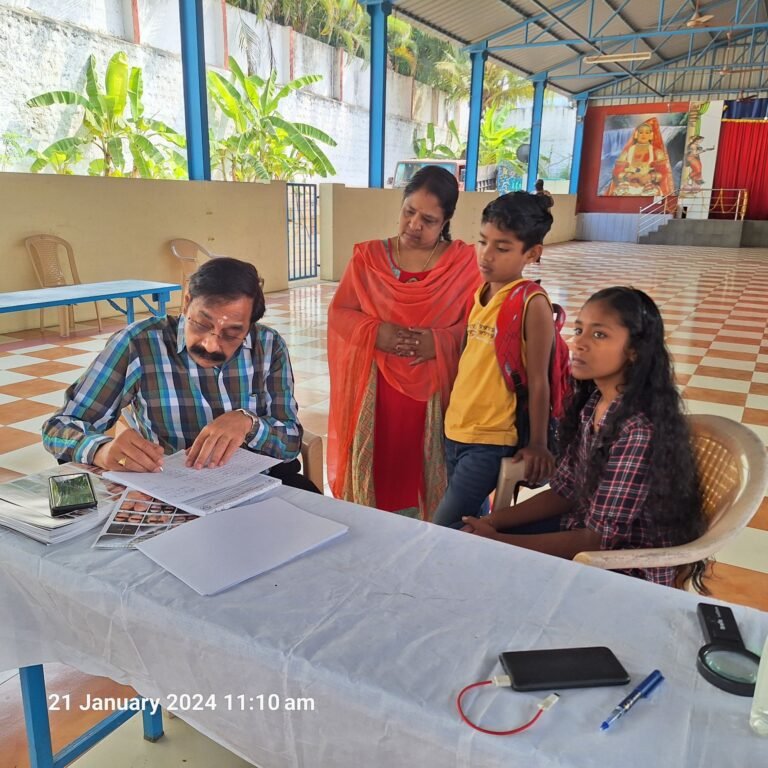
top-left (606, 118), bottom-right (674, 196)
top-left (328, 166), bottom-right (480, 520)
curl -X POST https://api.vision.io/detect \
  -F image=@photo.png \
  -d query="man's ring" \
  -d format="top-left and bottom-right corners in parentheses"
top-left (117, 457), bottom-right (127, 467)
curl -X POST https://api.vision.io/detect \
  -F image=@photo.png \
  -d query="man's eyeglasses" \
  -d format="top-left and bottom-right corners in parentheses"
top-left (185, 316), bottom-right (249, 344)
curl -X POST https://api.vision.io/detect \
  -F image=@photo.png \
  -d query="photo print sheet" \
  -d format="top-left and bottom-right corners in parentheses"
top-left (93, 488), bottom-right (199, 550)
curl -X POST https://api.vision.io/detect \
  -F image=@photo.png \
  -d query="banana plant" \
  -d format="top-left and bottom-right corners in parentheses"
top-left (412, 120), bottom-right (465, 160)
top-left (27, 52), bottom-right (186, 178)
top-left (27, 139), bottom-right (83, 175)
top-left (479, 106), bottom-right (529, 172)
top-left (207, 56), bottom-right (336, 181)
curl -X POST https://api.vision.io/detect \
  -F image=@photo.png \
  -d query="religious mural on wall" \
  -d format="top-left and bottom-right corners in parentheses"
top-left (598, 112), bottom-right (689, 196)
top-left (678, 101), bottom-right (723, 196)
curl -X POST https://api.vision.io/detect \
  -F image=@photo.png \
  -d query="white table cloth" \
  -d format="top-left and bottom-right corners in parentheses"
top-left (1, 487), bottom-right (765, 767)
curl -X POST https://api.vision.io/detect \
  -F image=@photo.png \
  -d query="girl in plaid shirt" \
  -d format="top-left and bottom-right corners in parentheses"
top-left (462, 287), bottom-right (707, 589)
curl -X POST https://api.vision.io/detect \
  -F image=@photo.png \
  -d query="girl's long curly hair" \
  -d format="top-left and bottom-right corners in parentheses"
top-left (559, 287), bottom-right (708, 592)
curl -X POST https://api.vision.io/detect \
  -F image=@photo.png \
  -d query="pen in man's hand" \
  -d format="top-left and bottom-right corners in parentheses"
top-left (600, 669), bottom-right (664, 731)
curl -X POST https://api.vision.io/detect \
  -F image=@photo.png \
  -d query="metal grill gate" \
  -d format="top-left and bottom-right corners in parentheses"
top-left (286, 183), bottom-right (318, 281)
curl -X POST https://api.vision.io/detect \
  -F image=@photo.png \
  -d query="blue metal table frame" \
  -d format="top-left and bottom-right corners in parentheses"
top-left (19, 664), bottom-right (163, 768)
top-left (0, 281), bottom-right (182, 337)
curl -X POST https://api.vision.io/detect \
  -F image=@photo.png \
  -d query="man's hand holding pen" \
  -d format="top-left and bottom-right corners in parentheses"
top-left (93, 429), bottom-right (165, 473)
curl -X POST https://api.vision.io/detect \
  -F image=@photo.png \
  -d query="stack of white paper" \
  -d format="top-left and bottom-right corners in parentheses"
top-left (136, 498), bottom-right (348, 595)
top-left (105, 449), bottom-right (282, 515)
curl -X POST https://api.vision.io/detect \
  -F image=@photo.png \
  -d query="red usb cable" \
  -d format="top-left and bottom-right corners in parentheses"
top-left (456, 678), bottom-right (560, 736)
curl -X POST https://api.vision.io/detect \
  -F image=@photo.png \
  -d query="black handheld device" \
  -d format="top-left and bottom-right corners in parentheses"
top-left (48, 473), bottom-right (97, 516)
top-left (697, 603), bottom-right (747, 647)
top-left (499, 646), bottom-right (630, 691)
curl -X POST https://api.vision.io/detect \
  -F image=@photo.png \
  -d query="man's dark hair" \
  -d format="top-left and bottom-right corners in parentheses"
top-left (481, 191), bottom-right (553, 252)
top-left (187, 257), bottom-right (265, 323)
top-left (535, 179), bottom-right (544, 192)
top-left (403, 165), bottom-right (459, 242)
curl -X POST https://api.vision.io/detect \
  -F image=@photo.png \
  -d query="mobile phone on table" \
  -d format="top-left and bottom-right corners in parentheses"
top-left (48, 473), bottom-right (97, 516)
top-left (499, 646), bottom-right (630, 691)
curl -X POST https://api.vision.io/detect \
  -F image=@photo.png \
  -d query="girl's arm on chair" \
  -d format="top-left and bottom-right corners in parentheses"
top-left (484, 488), bottom-right (572, 529)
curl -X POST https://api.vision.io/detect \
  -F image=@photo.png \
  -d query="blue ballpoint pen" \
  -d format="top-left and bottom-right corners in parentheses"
top-left (600, 670), bottom-right (664, 731)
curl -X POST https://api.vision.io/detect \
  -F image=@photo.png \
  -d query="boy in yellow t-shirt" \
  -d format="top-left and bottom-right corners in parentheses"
top-left (433, 192), bottom-right (557, 527)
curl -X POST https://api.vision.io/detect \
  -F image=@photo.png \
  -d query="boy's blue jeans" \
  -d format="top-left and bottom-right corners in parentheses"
top-left (432, 438), bottom-right (517, 528)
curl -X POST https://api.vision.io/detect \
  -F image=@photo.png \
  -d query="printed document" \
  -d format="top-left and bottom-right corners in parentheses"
top-left (105, 449), bottom-right (282, 515)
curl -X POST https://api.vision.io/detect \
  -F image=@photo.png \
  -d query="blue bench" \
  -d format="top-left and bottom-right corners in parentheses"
top-left (0, 280), bottom-right (182, 337)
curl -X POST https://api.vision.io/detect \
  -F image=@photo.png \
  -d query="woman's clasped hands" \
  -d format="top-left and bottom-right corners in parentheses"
top-left (376, 322), bottom-right (436, 365)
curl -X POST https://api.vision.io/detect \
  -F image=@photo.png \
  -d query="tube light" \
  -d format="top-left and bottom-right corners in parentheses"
top-left (584, 51), bottom-right (653, 64)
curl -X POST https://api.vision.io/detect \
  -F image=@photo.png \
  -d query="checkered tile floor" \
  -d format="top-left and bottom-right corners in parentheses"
top-left (0, 242), bottom-right (766, 613)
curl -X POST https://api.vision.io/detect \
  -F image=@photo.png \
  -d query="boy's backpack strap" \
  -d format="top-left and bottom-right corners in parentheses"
top-left (494, 279), bottom-right (549, 396)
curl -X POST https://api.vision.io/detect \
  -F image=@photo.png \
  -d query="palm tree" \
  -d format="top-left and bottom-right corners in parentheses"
top-left (434, 49), bottom-right (533, 110)
top-left (387, 17), bottom-right (418, 76)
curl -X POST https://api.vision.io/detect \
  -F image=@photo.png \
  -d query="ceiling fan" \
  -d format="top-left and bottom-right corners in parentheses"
top-left (686, 1), bottom-right (714, 27)
top-left (718, 32), bottom-right (765, 75)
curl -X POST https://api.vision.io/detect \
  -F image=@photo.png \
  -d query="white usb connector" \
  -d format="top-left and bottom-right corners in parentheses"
top-left (491, 674), bottom-right (512, 687)
top-left (538, 693), bottom-right (560, 711)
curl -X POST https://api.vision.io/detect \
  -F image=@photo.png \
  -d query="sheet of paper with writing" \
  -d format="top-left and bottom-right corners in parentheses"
top-left (105, 449), bottom-right (282, 515)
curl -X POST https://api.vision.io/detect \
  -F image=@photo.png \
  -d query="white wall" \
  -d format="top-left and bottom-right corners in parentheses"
top-left (505, 99), bottom-right (577, 180)
top-left (5, 0), bottom-right (127, 37)
top-left (577, 213), bottom-right (642, 243)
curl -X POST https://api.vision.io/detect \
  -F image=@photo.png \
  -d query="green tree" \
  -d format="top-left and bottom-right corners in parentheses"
top-left (387, 17), bottom-right (418, 76)
top-left (412, 120), bottom-right (463, 160)
top-left (411, 28), bottom-right (455, 87)
top-left (434, 49), bottom-right (533, 110)
top-left (26, 52), bottom-right (186, 178)
top-left (207, 56), bottom-right (337, 181)
top-left (316, 0), bottom-right (368, 57)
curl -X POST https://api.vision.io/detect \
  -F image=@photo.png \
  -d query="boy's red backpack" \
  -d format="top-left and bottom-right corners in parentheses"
top-left (494, 279), bottom-right (572, 453)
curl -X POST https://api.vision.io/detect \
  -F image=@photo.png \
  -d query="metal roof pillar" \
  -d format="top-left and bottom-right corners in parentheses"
top-left (569, 96), bottom-right (587, 195)
top-left (179, 0), bottom-right (211, 180)
top-left (526, 74), bottom-right (547, 192)
top-left (366, 1), bottom-right (391, 188)
top-left (464, 45), bottom-right (487, 192)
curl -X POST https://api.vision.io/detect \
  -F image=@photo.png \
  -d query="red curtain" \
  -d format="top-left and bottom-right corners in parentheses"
top-left (712, 121), bottom-right (768, 220)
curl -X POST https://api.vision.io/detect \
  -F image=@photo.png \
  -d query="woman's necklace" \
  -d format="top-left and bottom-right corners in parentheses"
top-left (395, 236), bottom-right (440, 279)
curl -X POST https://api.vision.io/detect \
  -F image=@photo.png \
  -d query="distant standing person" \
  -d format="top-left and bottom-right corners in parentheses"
top-left (533, 180), bottom-right (553, 263)
top-left (535, 179), bottom-right (553, 200)
top-left (327, 166), bottom-right (480, 520)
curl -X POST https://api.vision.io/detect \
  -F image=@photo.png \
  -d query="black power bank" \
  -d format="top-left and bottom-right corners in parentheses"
top-left (499, 646), bottom-right (630, 691)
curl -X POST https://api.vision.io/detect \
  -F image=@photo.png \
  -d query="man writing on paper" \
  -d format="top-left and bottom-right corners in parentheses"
top-left (43, 257), bottom-right (318, 492)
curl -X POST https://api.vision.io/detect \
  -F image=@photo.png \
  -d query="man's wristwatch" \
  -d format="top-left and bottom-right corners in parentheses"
top-left (236, 408), bottom-right (259, 443)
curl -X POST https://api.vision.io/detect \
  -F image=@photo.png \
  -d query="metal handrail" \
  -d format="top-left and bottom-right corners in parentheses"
top-left (637, 194), bottom-right (675, 240)
top-left (637, 188), bottom-right (748, 242)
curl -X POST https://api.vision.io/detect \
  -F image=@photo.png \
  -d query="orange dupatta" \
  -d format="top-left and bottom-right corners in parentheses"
top-left (327, 238), bottom-right (479, 500)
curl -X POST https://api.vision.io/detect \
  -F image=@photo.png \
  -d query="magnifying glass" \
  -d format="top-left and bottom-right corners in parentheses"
top-left (697, 643), bottom-right (760, 696)
top-left (697, 603), bottom-right (759, 697)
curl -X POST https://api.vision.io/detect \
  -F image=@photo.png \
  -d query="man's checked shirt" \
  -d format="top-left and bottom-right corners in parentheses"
top-left (43, 315), bottom-right (302, 465)
top-left (550, 390), bottom-right (677, 586)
